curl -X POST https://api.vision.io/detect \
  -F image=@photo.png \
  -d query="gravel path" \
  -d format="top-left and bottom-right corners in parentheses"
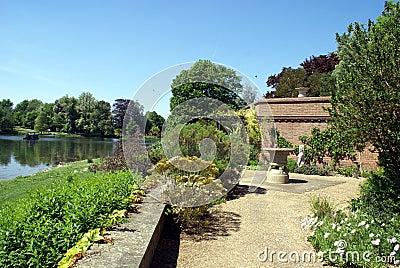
top-left (170, 173), bottom-right (364, 268)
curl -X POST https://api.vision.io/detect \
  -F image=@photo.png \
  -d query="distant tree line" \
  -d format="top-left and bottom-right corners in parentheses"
top-left (0, 93), bottom-right (165, 137)
top-left (266, 53), bottom-right (339, 98)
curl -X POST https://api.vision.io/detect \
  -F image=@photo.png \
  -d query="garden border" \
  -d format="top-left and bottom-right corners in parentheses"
top-left (74, 193), bottom-right (167, 268)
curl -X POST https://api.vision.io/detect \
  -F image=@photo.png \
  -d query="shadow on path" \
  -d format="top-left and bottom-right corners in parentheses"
top-left (227, 184), bottom-right (267, 201)
top-left (181, 210), bottom-right (241, 242)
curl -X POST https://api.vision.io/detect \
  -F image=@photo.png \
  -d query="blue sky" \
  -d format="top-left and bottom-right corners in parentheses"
top-left (0, 0), bottom-right (385, 117)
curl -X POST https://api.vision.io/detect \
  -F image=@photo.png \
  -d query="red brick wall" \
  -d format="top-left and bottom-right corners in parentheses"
top-left (252, 96), bottom-right (379, 171)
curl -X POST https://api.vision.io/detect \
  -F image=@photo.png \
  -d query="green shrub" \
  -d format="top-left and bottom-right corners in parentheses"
top-left (0, 170), bottom-right (143, 267)
top-left (286, 158), bottom-right (298, 173)
top-left (294, 164), bottom-right (332, 176)
top-left (148, 141), bottom-right (165, 164)
top-left (336, 165), bottom-right (359, 177)
top-left (350, 170), bottom-right (400, 221)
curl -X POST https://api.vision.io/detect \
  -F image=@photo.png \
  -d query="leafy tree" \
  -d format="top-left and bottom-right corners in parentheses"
top-left (299, 127), bottom-right (356, 166)
top-left (13, 99), bottom-right (43, 128)
top-left (170, 60), bottom-right (245, 111)
top-left (331, 1), bottom-right (400, 217)
top-left (112, 99), bottom-right (130, 129)
top-left (53, 95), bottom-right (79, 133)
top-left (331, 0), bottom-right (400, 174)
top-left (241, 83), bottom-right (258, 104)
top-left (13, 100), bottom-right (29, 126)
top-left (0, 99), bottom-right (14, 133)
top-left (76, 92), bottom-right (97, 135)
top-left (266, 54), bottom-right (339, 97)
top-left (34, 107), bottom-right (49, 134)
top-left (90, 100), bottom-right (114, 137)
top-left (145, 111), bottom-right (165, 135)
top-left (123, 100), bottom-right (146, 137)
top-left (40, 103), bottom-right (55, 131)
top-left (273, 68), bottom-right (307, 97)
top-left (300, 53), bottom-right (339, 75)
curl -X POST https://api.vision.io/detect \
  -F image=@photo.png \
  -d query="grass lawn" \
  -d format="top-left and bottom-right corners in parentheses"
top-left (13, 126), bottom-right (87, 138)
top-left (0, 159), bottom-right (97, 204)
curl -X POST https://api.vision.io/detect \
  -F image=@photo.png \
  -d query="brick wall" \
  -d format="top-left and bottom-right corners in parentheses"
top-left (252, 96), bottom-right (379, 171)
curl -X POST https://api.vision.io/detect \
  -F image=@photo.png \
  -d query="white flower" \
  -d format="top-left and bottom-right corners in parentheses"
top-left (345, 217), bottom-right (348, 222)
top-left (371, 219), bottom-right (375, 224)
top-left (332, 223), bottom-right (337, 230)
top-left (391, 217), bottom-right (395, 222)
top-left (337, 226), bottom-right (342, 231)
top-left (358, 221), bottom-right (366, 227)
top-left (318, 221), bottom-right (324, 227)
top-left (351, 229), bottom-right (356, 234)
top-left (390, 238), bottom-right (398, 244)
top-left (391, 251), bottom-right (397, 256)
top-left (343, 233), bottom-right (347, 237)
top-left (369, 233), bottom-right (375, 238)
top-left (347, 223), bottom-right (352, 227)
top-left (382, 223), bottom-right (386, 227)
top-left (395, 244), bottom-right (400, 251)
top-left (340, 220), bottom-right (344, 225)
top-left (365, 224), bottom-right (370, 229)
top-left (394, 259), bottom-right (400, 265)
top-left (371, 239), bottom-right (381, 246)
top-left (324, 232), bottom-right (331, 238)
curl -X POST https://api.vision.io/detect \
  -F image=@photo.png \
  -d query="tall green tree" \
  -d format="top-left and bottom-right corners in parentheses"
top-left (112, 99), bottom-right (130, 137)
top-left (13, 99), bottom-right (43, 128)
top-left (170, 60), bottom-right (245, 111)
top-left (76, 92), bottom-right (97, 135)
top-left (90, 100), bottom-right (114, 137)
top-left (330, 1), bottom-right (400, 216)
top-left (331, 0), bottom-right (400, 172)
top-left (145, 111), bottom-right (165, 135)
top-left (40, 103), bottom-right (55, 131)
top-left (266, 54), bottom-right (339, 97)
top-left (53, 95), bottom-right (79, 133)
top-left (0, 99), bottom-right (14, 133)
top-left (34, 107), bottom-right (49, 134)
top-left (273, 68), bottom-right (307, 97)
top-left (123, 100), bottom-right (146, 137)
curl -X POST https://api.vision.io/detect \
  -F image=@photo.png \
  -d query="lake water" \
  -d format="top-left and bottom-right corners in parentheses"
top-left (0, 135), bottom-right (118, 180)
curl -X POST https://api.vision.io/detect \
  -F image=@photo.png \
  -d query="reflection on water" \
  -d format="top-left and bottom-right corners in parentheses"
top-left (0, 135), bottom-right (117, 180)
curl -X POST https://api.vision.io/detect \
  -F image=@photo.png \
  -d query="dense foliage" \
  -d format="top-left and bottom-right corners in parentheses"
top-left (0, 99), bottom-right (14, 133)
top-left (145, 111), bottom-right (165, 137)
top-left (299, 127), bottom-right (356, 166)
top-left (306, 3), bottom-right (400, 267)
top-left (0, 93), bottom-right (151, 138)
top-left (236, 107), bottom-right (262, 165)
top-left (0, 170), bottom-right (143, 267)
top-left (170, 60), bottom-right (246, 111)
top-left (330, 0), bottom-right (400, 217)
top-left (266, 53), bottom-right (339, 97)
